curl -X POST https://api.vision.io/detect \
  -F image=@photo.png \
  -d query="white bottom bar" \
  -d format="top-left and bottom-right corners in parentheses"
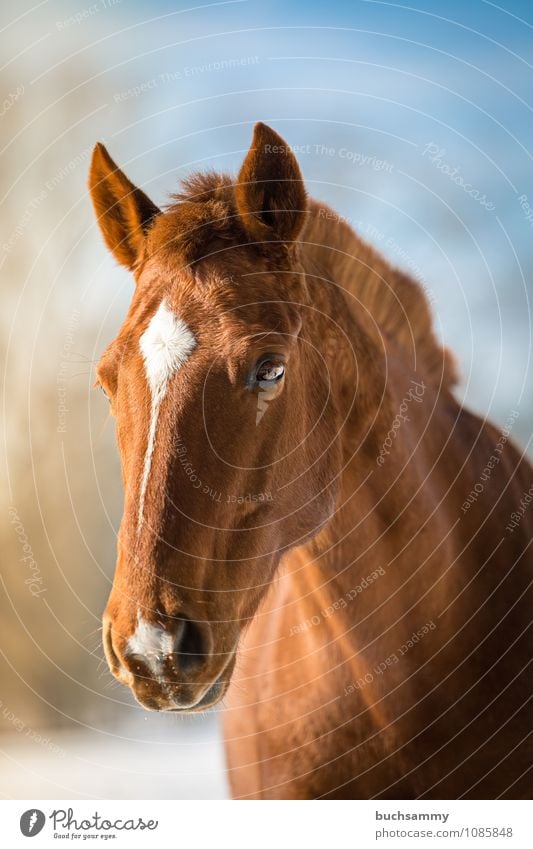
top-left (1, 799), bottom-right (531, 848)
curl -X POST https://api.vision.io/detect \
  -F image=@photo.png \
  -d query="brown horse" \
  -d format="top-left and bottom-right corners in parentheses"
top-left (89, 122), bottom-right (533, 799)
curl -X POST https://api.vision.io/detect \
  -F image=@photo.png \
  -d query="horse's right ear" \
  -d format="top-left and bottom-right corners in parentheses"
top-left (88, 143), bottom-right (160, 270)
top-left (235, 123), bottom-right (307, 244)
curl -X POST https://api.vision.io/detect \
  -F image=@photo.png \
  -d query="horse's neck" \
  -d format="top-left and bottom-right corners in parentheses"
top-left (300, 199), bottom-right (457, 391)
top-left (301, 199), bottom-right (394, 299)
top-left (288, 352), bottom-right (442, 599)
top-left (293, 210), bottom-right (461, 640)
top-left (277, 367), bottom-right (453, 732)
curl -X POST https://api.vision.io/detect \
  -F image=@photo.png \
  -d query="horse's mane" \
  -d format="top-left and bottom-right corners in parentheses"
top-left (150, 172), bottom-right (457, 390)
top-left (301, 200), bottom-right (458, 390)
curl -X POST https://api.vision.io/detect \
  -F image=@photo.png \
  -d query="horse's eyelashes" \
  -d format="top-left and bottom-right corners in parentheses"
top-left (255, 358), bottom-right (285, 384)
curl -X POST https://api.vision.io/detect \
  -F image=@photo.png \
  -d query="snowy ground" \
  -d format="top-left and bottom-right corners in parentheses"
top-left (0, 713), bottom-right (229, 799)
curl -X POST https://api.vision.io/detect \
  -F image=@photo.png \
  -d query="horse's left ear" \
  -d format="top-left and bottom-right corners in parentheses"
top-left (235, 122), bottom-right (307, 244)
top-left (89, 143), bottom-right (161, 270)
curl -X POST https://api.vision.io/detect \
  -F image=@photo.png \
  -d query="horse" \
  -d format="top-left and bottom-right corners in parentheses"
top-left (89, 122), bottom-right (533, 799)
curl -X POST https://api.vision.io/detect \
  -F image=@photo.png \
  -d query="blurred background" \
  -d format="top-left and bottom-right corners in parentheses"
top-left (1, 0), bottom-right (532, 799)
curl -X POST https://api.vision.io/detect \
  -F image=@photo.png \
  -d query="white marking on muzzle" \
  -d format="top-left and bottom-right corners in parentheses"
top-left (138, 299), bottom-right (196, 529)
top-left (126, 616), bottom-right (176, 682)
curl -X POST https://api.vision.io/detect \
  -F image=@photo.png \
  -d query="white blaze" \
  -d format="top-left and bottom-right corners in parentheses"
top-left (126, 616), bottom-right (176, 681)
top-left (138, 299), bottom-right (196, 528)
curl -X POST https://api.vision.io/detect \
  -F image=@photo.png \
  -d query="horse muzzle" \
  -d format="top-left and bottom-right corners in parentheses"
top-left (102, 614), bottom-right (236, 712)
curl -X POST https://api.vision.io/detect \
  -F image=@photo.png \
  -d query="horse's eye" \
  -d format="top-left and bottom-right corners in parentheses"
top-left (99, 384), bottom-right (110, 401)
top-left (255, 360), bottom-right (285, 383)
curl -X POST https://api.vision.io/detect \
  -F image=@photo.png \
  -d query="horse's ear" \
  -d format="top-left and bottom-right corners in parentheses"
top-left (235, 122), bottom-right (307, 243)
top-left (89, 143), bottom-right (160, 270)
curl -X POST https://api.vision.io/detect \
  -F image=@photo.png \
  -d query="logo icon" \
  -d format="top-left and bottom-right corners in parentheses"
top-left (20, 809), bottom-right (46, 837)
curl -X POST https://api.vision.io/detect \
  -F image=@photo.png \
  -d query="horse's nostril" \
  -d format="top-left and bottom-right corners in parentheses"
top-left (175, 618), bottom-right (208, 673)
top-left (106, 613), bottom-right (212, 690)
